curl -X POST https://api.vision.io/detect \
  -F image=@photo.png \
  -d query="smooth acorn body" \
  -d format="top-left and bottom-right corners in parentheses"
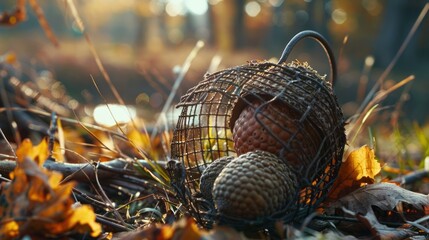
top-left (232, 98), bottom-right (322, 172)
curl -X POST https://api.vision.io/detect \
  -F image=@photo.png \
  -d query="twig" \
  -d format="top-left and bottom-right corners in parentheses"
top-left (315, 215), bottom-right (405, 227)
top-left (0, 158), bottom-right (167, 182)
top-left (96, 215), bottom-right (131, 232)
top-left (72, 188), bottom-right (111, 210)
top-left (47, 112), bottom-right (57, 160)
top-left (94, 161), bottom-right (128, 226)
top-left (390, 170), bottom-right (429, 185)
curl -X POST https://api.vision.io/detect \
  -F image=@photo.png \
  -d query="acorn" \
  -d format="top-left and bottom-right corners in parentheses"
top-left (212, 150), bottom-right (297, 221)
top-left (200, 155), bottom-right (234, 202)
top-left (232, 97), bottom-right (322, 171)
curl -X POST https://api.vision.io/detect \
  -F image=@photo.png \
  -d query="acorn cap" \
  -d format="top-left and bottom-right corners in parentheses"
top-left (212, 150), bottom-right (297, 221)
top-left (200, 155), bottom-right (234, 202)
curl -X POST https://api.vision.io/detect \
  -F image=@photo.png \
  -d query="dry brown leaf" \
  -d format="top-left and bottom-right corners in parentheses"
top-left (0, 139), bottom-right (101, 239)
top-left (326, 183), bottom-right (429, 216)
top-left (355, 211), bottom-right (416, 240)
top-left (326, 183), bottom-right (428, 239)
top-left (327, 145), bottom-right (381, 201)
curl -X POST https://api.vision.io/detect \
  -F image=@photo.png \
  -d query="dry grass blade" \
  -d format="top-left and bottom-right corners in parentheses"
top-left (65, 0), bottom-right (124, 105)
top-left (347, 105), bottom-right (378, 154)
top-left (357, 56), bottom-right (374, 102)
top-left (0, 78), bottom-right (21, 144)
top-left (347, 75), bottom-right (415, 142)
top-left (71, 109), bottom-right (118, 156)
top-left (0, 128), bottom-right (16, 159)
top-left (28, 0), bottom-right (59, 47)
top-left (151, 40), bottom-right (205, 139)
top-left (337, 35), bottom-right (348, 73)
top-left (65, 0), bottom-right (153, 161)
top-left (357, 3), bottom-right (429, 115)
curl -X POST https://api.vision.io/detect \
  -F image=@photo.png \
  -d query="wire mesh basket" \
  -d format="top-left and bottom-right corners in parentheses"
top-left (168, 31), bottom-right (346, 230)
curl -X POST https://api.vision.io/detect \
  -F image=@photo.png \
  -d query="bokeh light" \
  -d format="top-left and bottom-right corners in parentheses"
top-left (165, 0), bottom-right (186, 17)
top-left (184, 0), bottom-right (208, 15)
top-left (331, 8), bottom-right (347, 24)
top-left (245, 1), bottom-right (261, 17)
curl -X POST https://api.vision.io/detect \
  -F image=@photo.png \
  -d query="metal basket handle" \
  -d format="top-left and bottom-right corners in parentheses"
top-left (277, 30), bottom-right (337, 87)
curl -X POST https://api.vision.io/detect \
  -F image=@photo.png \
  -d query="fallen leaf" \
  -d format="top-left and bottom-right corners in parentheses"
top-left (335, 205), bottom-right (417, 240)
top-left (326, 183), bottom-right (429, 216)
top-left (355, 211), bottom-right (416, 240)
top-left (0, 138), bottom-right (101, 239)
top-left (326, 182), bottom-right (429, 237)
top-left (327, 145), bottom-right (381, 201)
top-left (15, 138), bottom-right (64, 167)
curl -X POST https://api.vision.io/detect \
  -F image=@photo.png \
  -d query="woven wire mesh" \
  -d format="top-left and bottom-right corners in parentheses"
top-left (170, 60), bottom-right (345, 229)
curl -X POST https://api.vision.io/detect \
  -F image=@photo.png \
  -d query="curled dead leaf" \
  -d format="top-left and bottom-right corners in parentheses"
top-left (327, 145), bottom-right (381, 201)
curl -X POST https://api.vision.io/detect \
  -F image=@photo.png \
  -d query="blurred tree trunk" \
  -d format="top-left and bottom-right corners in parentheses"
top-left (211, 1), bottom-right (245, 52)
top-left (374, 0), bottom-right (424, 68)
top-left (234, 0), bottom-right (246, 49)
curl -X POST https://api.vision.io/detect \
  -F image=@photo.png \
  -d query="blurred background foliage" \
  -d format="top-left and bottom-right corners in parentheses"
top-left (0, 0), bottom-right (428, 123)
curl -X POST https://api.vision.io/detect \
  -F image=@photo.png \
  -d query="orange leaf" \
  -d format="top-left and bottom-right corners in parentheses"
top-left (40, 204), bottom-right (101, 237)
top-left (15, 139), bottom-right (34, 164)
top-left (16, 138), bottom-right (48, 167)
top-left (0, 154), bottom-right (101, 238)
top-left (327, 145), bottom-right (381, 201)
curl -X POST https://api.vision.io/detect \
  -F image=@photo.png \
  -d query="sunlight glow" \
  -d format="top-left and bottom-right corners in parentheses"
top-left (93, 104), bottom-right (136, 127)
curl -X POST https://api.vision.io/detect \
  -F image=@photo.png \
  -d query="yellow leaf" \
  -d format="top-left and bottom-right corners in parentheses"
top-left (0, 221), bottom-right (19, 239)
top-left (16, 138), bottom-right (48, 167)
top-left (32, 139), bottom-right (49, 167)
top-left (66, 205), bottom-right (102, 237)
top-left (15, 139), bottom-right (34, 163)
top-left (327, 145), bottom-right (381, 201)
